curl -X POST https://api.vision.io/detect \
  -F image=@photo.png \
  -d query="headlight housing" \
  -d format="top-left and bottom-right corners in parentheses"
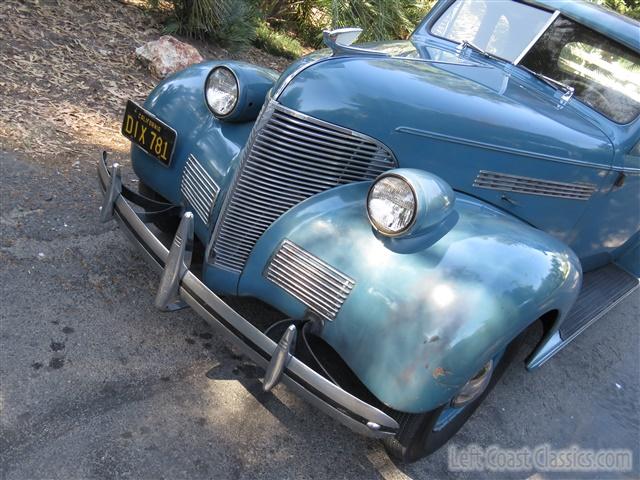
top-left (205, 66), bottom-right (239, 118)
top-left (367, 169), bottom-right (456, 238)
top-left (367, 174), bottom-right (417, 236)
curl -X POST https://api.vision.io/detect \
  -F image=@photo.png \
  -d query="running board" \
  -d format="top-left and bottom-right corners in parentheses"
top-left (527, 264), bottom-right (638, 370)
top-left (561, 264), bottom-right (638, 340)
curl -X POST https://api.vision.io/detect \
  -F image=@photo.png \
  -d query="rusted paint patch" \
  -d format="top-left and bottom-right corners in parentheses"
top-left (432, 367), bottom-right (449, 379)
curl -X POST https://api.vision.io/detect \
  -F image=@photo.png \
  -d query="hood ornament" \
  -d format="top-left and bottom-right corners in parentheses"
top-left (322, 27), bottom-right (388, 57)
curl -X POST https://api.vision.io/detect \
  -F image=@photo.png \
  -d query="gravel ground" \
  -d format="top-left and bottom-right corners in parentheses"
top-left (0, 151), bottom-right (638, 480)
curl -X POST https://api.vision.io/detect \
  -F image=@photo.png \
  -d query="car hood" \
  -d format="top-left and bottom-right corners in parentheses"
top-left (275, 41), bottom-right (613, 167)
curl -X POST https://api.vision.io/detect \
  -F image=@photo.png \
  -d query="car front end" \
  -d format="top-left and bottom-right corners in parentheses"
top-left (97, 0), bottom-right (640, 461)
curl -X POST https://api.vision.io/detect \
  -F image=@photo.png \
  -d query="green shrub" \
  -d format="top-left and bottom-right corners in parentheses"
top-left (592, 0), bottom-right (640, 19)
top-left (254, 0), bottom-right (435, 49)
top-left (155, 0), bottom-right (259, 50)
top-left (254, 21), bottom-right (306, 59)
top-left (323, 0), bottom-right (432, 42)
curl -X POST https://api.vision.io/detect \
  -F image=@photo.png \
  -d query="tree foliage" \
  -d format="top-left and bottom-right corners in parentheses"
top-left (151, 0), bottom-right (640, 55)
top-left (151, 0), bottom-right (258, 49)
top-left (591, 0), bottom-right (640, 19)
top-left (256, 0), bottom-right (434, 47)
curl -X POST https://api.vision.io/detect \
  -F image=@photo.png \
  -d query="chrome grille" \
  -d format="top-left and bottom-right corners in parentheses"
top-left (266, 240), bottom-right (355, 321)
top-left (210, 102), bottom-right (397, 272)
top-left (181, 154), bottom-right (220, 223)
top-left (473, 170), bottom-right (596, 200)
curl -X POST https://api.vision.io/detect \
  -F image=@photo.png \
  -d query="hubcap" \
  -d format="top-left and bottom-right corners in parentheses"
top-left (451, 359), bottom-right (494, 408)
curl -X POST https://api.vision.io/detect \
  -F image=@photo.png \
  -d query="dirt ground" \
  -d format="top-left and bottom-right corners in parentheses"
top-left (0, 0), bottom-right (290, 170)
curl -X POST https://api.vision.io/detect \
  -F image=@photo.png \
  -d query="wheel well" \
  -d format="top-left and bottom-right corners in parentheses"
top-left (522, 310), bottom-right (559, 365)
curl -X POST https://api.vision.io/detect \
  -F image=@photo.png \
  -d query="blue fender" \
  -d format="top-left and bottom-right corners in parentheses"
top-left (238, 182), bottom-right (582, 413)
top-left (130, 60), bottom-right (276, 246)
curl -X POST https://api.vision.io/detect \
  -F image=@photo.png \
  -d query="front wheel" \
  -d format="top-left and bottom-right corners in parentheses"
top-left (383, 332), bottom-right (525, 463)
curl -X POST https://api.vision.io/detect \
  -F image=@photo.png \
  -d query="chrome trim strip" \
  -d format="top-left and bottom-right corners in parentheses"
top-left (473, 170), bottom-right (596, 200)
top-left (209, 100), bottom-right (397, 273)
top-left (513, 11), bottom-right (560, 65)
top-left (181, 154), bottom-right (220, 224)
top-left (266, 240), bottom-right (355, 321)
top-left (97, 156), bottom-right (398, 437)
top-left (612, 165), bottom-right (640, 175)
top-left (396, 126), bottom-right (609, 171)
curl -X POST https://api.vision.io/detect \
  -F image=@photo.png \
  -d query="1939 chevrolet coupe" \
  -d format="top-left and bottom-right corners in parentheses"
top-left (98, 0), bottom-right (640, 462)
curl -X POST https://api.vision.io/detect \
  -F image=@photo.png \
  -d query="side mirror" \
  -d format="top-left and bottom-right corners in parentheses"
top-left (322, 27), bottom-right (389, 57)
top-left (323, 27), bottom-right (363, 48)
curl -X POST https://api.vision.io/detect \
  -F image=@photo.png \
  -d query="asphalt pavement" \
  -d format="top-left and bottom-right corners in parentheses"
top-left (1, 151), bottom-right (638, 479)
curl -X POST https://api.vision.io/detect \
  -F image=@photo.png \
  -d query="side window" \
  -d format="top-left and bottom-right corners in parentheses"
top-left (558, 41), bottom-right (640, 122)
top-left (521, 17), bottom-right (640, 123)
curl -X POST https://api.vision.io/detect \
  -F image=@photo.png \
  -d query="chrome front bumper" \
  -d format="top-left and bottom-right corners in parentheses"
top-left (97, 153), bottom-right (399, 439)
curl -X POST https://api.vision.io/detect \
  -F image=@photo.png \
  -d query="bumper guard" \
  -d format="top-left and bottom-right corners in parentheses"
top-left (97, 152), bottom-right (399, 438)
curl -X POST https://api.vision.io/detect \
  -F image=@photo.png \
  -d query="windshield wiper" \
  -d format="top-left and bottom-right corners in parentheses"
top-left (518, 64), bottom-right (575, 101)
top-left (459, 40), bottom-right (575, 102)
top-left (459, 40), bottom-right (504, 63)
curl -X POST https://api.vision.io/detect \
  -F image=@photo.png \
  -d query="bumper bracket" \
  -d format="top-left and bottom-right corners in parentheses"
top-left (154, 212), bottom-right (194, 312)
top-left (263, 324), bottom-right (297, 392)
top-left (99, 152), bottom-right (122, 223)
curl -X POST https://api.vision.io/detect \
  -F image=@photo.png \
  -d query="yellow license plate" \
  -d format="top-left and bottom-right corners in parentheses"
top-left (121, 100), bottom-right (176, 166)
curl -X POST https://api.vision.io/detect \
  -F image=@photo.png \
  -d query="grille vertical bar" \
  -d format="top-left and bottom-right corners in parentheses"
top-left (181, 154), bottom-right (220, 224)
top-left (266, 240), bottom-right (355, 321)
top-left (210, 102), bottom-right (397, 272)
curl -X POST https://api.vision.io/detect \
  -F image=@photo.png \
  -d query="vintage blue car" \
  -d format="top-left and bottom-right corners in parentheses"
top-left (98, 0), bottom-right (640, 462)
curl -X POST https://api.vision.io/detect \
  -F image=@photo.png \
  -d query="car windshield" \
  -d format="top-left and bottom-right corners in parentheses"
top-left (430, 0), bottom-right (640, 123)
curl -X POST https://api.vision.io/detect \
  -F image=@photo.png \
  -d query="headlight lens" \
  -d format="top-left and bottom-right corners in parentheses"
top-left (367, 175), bottom-right (416, 235)
top-left (205, 67), bottom-right (238, 117)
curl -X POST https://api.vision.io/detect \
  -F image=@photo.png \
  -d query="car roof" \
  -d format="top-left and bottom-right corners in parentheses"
top-left (524, 0), bottom-right (640, 53)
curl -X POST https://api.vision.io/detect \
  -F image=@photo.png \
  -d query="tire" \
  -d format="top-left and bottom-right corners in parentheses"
top-left (383, 331), bottom-right (526, 463)
top-left (138, 181), bottom-right (180, 234)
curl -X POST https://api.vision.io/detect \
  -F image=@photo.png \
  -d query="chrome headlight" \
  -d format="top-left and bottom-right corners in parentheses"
top-left (367, 174), bottom-right (416, 236)
top-left (205, 66), bottom-right (239, 117)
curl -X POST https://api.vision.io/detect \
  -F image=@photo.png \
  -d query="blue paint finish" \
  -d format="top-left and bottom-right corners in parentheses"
top-left (616, 238), bottom-right (640, 277)
top-left (239, 183), bottom-right (581, 412)
top-left (276, 53), bottom-right (620, 254)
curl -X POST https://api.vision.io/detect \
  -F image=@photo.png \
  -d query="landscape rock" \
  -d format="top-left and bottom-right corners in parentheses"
top-left (135, 35), bottom-right (203, 78)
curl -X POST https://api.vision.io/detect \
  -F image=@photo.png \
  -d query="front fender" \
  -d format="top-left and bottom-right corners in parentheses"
top-left (239, 183), bottom-right (582, 413)
top-left (130, 61), bottom-right (277, 240)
